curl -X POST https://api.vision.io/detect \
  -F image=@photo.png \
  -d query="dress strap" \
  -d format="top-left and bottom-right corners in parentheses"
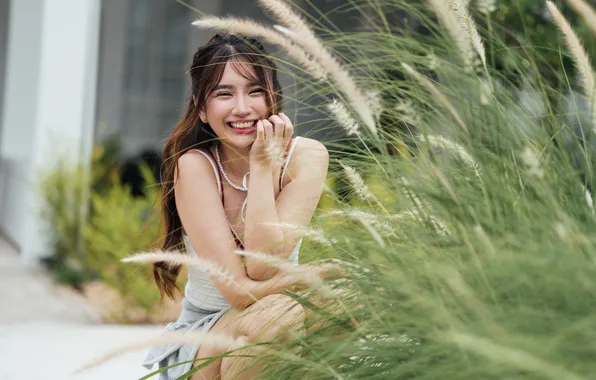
top-left (188, 149), bottom-right (223, 196)
top-left (189, 148), bottom-right (243, 248)
top-left (280, 136), bottom-right (302, 189)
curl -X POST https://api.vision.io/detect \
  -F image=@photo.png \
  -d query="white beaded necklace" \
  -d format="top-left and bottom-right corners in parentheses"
top-left (214, 144), bottom-right (249, 192)
top-left (214, 143), bottom-right (249, 224)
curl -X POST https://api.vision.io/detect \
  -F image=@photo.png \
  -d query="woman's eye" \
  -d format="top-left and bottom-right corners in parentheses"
top-left (215, 92), bottom-right (232, 97)
top-left (250, 88), bottom-right (265, 94)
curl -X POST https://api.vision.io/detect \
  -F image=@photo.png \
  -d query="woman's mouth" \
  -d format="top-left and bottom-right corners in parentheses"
top-left (227, 120), bottom-right (257, 134)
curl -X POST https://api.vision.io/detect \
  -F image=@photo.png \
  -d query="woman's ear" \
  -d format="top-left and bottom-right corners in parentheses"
top-left (193, 95), bottom-right (207, 123)
top-left (199, 109), bottom-right (208, 124)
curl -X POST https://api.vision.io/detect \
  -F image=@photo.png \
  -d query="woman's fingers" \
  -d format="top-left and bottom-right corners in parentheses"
top-left (269, 114), bottom-right (285, 140)
top-left (262, 119), bottom-right (274, 138)
top-left (279, 113), bottom-right (294, 140)
top-left (256, 120), bottom-right (264, 140)
top-left (263, 119), bottom-right (273, 140)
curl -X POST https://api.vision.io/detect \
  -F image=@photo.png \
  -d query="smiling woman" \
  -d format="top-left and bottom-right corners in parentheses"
top-left (197, 65), bottom-right (270, 145)
top-left (143, 33), bottom-right (335, 379)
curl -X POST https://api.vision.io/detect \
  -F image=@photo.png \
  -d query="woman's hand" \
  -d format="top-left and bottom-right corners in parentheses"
top-left (250, 113), bottom-right (294, 171)
top-left (308, 259), bottom-right (347, 281)
top-left (308, 258), bottom-right (372, 281)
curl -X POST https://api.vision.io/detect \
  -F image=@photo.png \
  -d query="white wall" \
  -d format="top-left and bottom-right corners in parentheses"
top-left (0, 0), bottom-right (101, 263)
top-left (0, 0), bottom-right (10, 149)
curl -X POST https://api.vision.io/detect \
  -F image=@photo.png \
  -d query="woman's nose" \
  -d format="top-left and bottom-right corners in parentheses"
top-left (233, 95), bottom-right (250, 115)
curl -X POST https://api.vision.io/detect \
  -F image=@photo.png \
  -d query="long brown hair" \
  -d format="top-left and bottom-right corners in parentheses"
top-left (154, 34), bottom-right (283, 299)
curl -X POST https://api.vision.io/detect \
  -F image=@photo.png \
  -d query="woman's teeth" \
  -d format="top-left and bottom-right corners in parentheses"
top-left (229, 121), bottom-right (255, 129)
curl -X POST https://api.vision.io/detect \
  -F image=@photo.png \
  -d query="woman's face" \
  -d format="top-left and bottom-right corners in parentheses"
top-left (200, 62), bottom-right (269, 149)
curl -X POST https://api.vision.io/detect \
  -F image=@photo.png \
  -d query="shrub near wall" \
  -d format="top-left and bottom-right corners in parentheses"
top-left (83, 166), bottom-right (165, 321)
top-left (40, 143), bottom-right (181, 323)
top-left (40, 161), bottom-right (90, 288)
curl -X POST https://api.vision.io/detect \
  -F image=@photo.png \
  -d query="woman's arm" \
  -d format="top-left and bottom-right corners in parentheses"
top-left (243, 136), bottom-right (329, 281)
top-left (175, 151), bottom-right (315, 311)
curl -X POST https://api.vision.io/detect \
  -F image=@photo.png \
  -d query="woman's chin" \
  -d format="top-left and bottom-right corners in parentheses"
top-left (222, 133), bottom-right (256, 149)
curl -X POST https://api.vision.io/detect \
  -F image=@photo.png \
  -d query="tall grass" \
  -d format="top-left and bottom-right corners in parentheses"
top-left (88, 0), bottom-right (596, 378)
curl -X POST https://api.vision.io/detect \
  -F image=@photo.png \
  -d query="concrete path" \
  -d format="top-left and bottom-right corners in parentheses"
top-left (0, 238), bottom-right (165, 379)
top-left (0, 237), bottom-right (101, 325)
top-left (0, 323), bottom-right (162, 380)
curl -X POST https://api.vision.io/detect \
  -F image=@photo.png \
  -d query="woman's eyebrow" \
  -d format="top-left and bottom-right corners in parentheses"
top-left (213, 82), bottom-right (261, 91)
top-left (213, 84), bottom-right (233, 91)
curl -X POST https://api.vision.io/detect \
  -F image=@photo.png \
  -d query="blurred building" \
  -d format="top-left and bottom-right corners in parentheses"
top-left (0, 0), bottom-right (365, 263)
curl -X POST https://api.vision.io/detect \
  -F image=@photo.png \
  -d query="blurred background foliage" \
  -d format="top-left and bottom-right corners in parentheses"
top-left (39, 136), bottom-right (169, 322)
top-left (485, 0), bottom-right (596, 86)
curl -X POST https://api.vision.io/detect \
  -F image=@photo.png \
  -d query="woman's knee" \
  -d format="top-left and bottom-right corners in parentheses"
top-left (261, 294), bottom-right (304, 323)
top-left (249, 294), bottom-right (305, 340)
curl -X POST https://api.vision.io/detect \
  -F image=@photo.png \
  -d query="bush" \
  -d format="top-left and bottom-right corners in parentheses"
top-left (40, 139), bottom-right (165, 318)
top-left (39, 161), bottom-right (90, 288)
top-left (84, 165), bottom-right (162, 311)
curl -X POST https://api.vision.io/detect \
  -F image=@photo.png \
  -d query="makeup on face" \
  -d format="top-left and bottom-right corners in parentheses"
top-left (203, 64), bottom-right (269, 146)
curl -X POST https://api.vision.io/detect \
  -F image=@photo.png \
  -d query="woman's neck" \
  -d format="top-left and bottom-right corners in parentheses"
top-left (217, 142), bottom-right (251, 178)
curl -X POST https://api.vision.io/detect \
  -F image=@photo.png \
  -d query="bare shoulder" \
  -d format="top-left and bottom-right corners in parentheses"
top-left (294, 137), bottom-right (328, 158)
top-left (294, 137), bottom-right (329, 165)
top-left (175, 149), bottom-right (218, 186)
top-left (291, 137), bottom-right (329, 176)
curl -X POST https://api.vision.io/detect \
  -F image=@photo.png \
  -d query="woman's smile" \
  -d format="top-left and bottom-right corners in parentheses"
top-left (228, 120), bottom-right (258, 134)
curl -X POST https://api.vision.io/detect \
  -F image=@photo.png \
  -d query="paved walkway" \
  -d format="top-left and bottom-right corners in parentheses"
top-left (0, 237), bottom-right (101, 324)
top-left (0, 323), bottom-right (162, 379)
top-left (0, 238), bottom-right (163, 379)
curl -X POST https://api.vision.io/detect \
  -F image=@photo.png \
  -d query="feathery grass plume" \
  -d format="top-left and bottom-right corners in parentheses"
top-left (390, 210), bottom-right (452, 236)
top-left (480, 79), bottom-right (492, 105)
top-left (77, 331), bottom-right (236, 373)
top-left (258, 0), bottom-right (313, 39)
top-left (340, 163), bottom-right (375, 201)
top-left (122, 251), bottom-right (236, 285)
top-left (427, 0), bottom-right (476, 72)
top-left (323, 209), bottom-right (394, 235)
top-left (442, 331), bottom-right (587, 380)
top-left (272, 24), bottom-right (298, 39)
top-left (263, 221), bottom-right (337, 246)
top-left (547, 1), bottom-right (596, 133)
top-left (354, 214), bottom-right (386, 248)
top-left (399, 176), bottom-right (426, 211)
top-left (520, 146), bottom-right (544, 179)
top-left (402, 63), bottom-right (468, 133)
top-left (365, 90), bottom-right (384, 121)
top-left (394, 99), bottom-right (422, 126)
top-left (257, 0), bottom-right (377, 135)
top-left (397, 176), bottom-right (452, 235)
top-left (566, 0), bottom-right (596, 36)
top-left (426, 51), bottom-right (440, 70)
top-left (327, 99), bottom-right (360, 136)
top-left (476, 0), bottom-right (497, 15)
top-left (419, 134), bottom-right (481, 177)
top-left (265, 138), bottom-right (285, 167)
top-left (191, 18), bottom-right (327, 81)
top-left (448, 0), bottom-right (487, 71)
top-left (585, 187), bottom-right (594, 210)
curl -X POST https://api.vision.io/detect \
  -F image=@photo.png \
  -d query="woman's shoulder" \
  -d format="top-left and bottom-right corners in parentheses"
top-left (176, 148), bottom-right (219, 183)
top-left (289, 137), bottom-right (329, 174)
top-left (293, 137), bottom-right (328, 159)
top-left (178, 148), bottom-right (215, 167)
